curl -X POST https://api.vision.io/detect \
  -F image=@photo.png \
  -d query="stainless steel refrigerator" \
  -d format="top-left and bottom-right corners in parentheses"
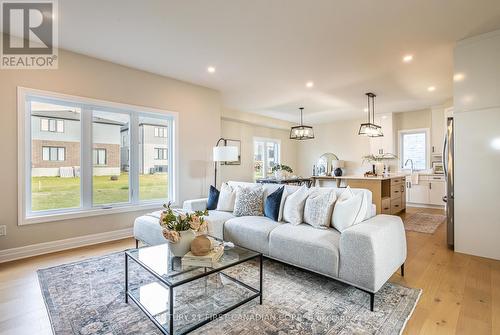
top-left (443, 117), bottom-right (454, 248)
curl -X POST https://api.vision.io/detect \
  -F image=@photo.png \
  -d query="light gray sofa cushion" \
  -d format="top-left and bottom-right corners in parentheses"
top-left (268, 223), bottom-right (341, 278)
top-left (223, 216), bottom-right (280, 254)
top-left (205, 210), bottom-right (235, 240)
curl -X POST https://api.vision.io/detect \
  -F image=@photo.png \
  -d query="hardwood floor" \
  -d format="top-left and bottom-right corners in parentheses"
top-left (0, 207), bottom-right (498, 334)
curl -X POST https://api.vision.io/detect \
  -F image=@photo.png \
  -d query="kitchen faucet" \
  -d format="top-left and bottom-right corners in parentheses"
top-left (404, 159), bottom-right (414, 174)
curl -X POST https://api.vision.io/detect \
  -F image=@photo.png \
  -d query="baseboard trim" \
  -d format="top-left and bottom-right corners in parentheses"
top-left (0, 228), bottom-right (133, 263)
top-left (406, 203), bottom-right (445, 209)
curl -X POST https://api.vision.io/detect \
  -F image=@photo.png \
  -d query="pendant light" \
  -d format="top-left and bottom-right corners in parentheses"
top-left (290, 107), bottom-right (315, 140)
top-left (358, 92), bottom-right (383, 137)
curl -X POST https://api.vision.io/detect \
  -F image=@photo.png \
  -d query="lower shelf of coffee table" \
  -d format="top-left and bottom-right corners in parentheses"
top-left (127, 271), bottom-right (259, 334)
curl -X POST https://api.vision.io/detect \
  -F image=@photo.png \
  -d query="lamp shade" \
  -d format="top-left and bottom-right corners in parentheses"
top-left (213, 146), bottom-right (238, 162)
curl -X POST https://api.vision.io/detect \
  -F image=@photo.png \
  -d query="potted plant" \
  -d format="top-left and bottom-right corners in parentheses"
top-left (271, 164), bottom-right (293, 180)
top-left (159, 202), bottom-right (208, 257)
top-left (362, 153), bottom-right (398, 176)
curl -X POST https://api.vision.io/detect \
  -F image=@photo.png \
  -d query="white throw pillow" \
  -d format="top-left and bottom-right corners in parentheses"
top-left (278, 187), bottom-right (288, 222)
top-left (332, 192), bottom-right (364, 232)
top-left (216, 183), bottom-right (236, 212)
top-left (304, 191), bottom-right (337, 229)
top-left (282, 185), bottom-right (311, 225)
top-left (338, 186), bottom-right (354, 202)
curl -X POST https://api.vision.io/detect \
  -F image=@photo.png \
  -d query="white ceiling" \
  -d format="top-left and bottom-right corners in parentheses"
top-left (53, 0), bottom-right (500, 124)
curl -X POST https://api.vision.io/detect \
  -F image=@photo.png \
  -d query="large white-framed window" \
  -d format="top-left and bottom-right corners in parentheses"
top-left (398, 128), bottom-right (430, 171)
top-left (253, 137), bottom-right (281, 179)
top-left (18, 87), bottom-right (178, 225)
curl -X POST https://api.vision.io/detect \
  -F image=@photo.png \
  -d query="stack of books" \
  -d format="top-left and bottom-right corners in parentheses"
top-left (182, 246), bottom-right (224, 268)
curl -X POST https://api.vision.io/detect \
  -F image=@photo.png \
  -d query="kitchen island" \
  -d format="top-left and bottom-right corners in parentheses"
top-left (311, 174), bottom-right (407, 215)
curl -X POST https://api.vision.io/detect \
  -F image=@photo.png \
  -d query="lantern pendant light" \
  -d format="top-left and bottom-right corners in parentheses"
top-left (358, 92), bottom-right (383, 137)
top-left (290, 107), bottom-right (315, 140)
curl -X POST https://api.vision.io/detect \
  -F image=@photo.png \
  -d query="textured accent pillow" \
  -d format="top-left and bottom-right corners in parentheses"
top-left (216, 183), bottom-right (236, 212)
top-left (282, 185), bottom-right (311, 225)
top-left (233, 186), bottom-right (264, 217)
top-left (332, 191), bottom-right (364, 232)
top-left (264, 186), bottom-right (284, 221)
top-left (207, 185), bottom-right (219, 210)
top-left (304, 191), bottom-right (337, 229)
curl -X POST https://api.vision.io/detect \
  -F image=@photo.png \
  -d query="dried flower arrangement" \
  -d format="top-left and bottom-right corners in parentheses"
top-left (159, 202), bottom-right (208, 243)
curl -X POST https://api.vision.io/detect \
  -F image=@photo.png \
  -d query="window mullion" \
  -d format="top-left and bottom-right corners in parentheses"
top-left (81, 107), bottom-right (92, 209)
top-left (168, 118), bottom-right (174, 203)
top-left (130, 114), bottom-right (139, 204)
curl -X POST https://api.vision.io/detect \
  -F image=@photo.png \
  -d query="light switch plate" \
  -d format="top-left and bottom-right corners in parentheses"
top-left (0, 225), bottom-right (6, 236)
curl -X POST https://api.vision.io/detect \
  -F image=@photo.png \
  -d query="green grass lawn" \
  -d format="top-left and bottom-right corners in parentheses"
top-left (31, 173), bottom-right (168, 211)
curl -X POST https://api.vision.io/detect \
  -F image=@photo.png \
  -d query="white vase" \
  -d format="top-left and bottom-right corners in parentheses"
top-left (168, 230), bottom-right (195, 257)
top-left (274, 170), bottom-right (284, 180)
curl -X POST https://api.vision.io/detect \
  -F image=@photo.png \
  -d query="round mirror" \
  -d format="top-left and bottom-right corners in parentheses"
top-left (316, 153), bottom-right (339, 176)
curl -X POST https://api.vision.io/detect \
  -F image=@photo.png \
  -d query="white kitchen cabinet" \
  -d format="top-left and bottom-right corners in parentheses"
top-left (406, 175), bottom-right (446, 206)
top-left (429, 180), bottom-right (446, 205)
top-left (407, 182), bottom-right (430, 203)
top-left (431, 106), bottom-right (445, 156)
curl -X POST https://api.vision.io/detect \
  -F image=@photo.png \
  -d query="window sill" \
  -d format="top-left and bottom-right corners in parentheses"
top-left (19, 202), bottom-right (172, 226)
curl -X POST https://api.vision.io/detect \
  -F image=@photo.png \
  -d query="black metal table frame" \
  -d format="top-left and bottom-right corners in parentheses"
top-left (125, 251), bottom-right (263, 335)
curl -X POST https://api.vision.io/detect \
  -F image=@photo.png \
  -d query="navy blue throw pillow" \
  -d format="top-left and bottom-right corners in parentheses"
top-left (207, 185), bottom-right (219, 210)
top-left (264, 186), bottom-right (284, 221)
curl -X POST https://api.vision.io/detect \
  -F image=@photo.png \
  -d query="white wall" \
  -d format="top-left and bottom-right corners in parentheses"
top-left (296, 118), bottom-right (371, 177)
top-left (453, 29), bottom-right (500, 260)
top-left (219, 109), bottom-right (298, 185)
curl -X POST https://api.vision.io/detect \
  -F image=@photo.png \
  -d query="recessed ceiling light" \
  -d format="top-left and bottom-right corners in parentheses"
top-left (381, 115), bottom-right (387, 119)
top-left (363, 108), bottom-right (369, 113)
top-left (453, 73), bottom-right (465, 82)
top-left (306, 81), bottom-right (314, 88)
top-left (403, 54), bottom-right (413, 63)
top-left (207, 66), bottom-right (216, 73)
top-left (427, 86), bottom-right (436, 92)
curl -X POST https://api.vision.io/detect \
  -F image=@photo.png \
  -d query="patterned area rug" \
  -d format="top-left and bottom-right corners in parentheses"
top-left (404, 212), bottom-right (446, 234)
top-left (38, 252), bottom-right (421, 335)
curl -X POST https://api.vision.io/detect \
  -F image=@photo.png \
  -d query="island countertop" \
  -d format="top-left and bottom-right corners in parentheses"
top-left (311, 173), bottom-right (408, 181)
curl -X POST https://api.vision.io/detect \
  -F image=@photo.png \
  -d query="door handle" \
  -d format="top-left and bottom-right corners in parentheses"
top-left (442, 196), bottom-right (447, 203)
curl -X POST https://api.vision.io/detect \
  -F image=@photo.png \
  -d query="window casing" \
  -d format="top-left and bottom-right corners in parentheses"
top-left (253, 138), bottom-right (280, 179)
top-left (18, 87), bottom-right (178, 225)
top-left (399, 129), bottom-right (430, 171)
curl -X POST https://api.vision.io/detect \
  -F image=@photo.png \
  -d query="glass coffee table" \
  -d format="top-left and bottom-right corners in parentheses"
top-left (125, 240), bottom-right (263, 335)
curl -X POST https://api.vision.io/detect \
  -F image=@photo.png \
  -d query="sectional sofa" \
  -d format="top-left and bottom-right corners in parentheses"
top-left (133, 181), bottom-right (407, 311)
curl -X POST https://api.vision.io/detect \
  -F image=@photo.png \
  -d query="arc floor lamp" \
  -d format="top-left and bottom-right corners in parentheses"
top-left (213, 138), bottom-right (238, 187)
